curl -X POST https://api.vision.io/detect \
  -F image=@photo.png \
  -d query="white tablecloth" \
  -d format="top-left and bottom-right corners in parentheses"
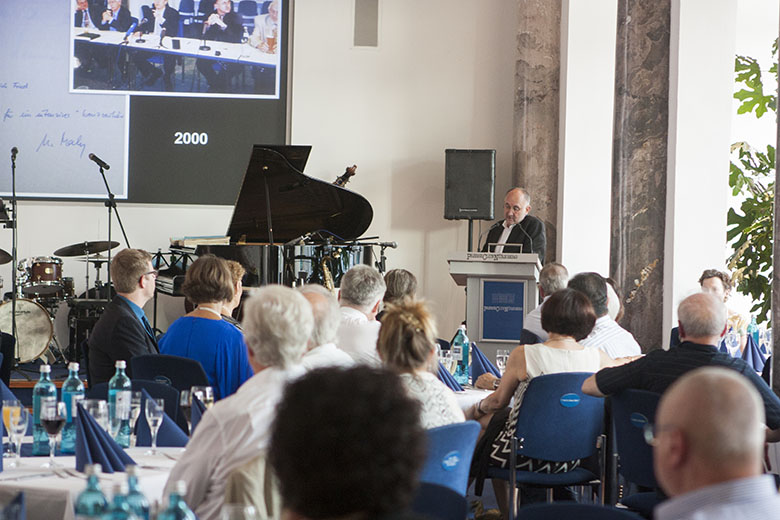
top-left (0, 447), bottom-right (182, 520)
top-left (455, 387), bottom-right (491, 412)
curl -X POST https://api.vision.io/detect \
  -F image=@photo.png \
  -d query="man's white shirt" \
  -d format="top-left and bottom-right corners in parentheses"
top-left (580, 315), bottom-right (641, 359)
top-left (335, 306), bottom-right (381, 366)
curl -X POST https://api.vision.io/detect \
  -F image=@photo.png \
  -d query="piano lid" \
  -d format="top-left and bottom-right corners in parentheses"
top-left (227, 145), bottom-right (374, 243)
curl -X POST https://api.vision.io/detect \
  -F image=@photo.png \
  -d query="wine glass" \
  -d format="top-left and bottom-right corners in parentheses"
top-left (41, 401), bottom-right (67, 469)
top-left (724, 330), bottom-right (741, 357)
top-left (179, 390), bottom-right (192, 435)
top-left (2, 400), bottom-right (20, 459)
top-left (191, 386), bottom-right (214, 409)
top-left (129, 392), bottom-right (142, 447)
top-left (495, 349), bottom-right (510, 376)
top-left (145, 398), bottom-right (164, 455)
top-left (84, 399), bottom-right (109, 432)
top-left (10, 406), bottom-right (28, 469)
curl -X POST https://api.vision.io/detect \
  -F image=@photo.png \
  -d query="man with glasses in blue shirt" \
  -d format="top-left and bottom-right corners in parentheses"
top-left (88, 248), bottom-right (159, 385)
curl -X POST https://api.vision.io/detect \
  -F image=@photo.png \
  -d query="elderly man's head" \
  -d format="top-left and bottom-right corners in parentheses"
top-left (677, 292), bottom-right (727, 342)
top-left (298, 284), bottom-right (341, 349)
top-left (652, 367), bottom-right (765, 497)
top-left (338, 265), bottom-right (386, 319)
top-left (503, 188), bottom-right (531, 227)
top-left (241, 285), bottom-right (313, 369)
top-left (539, 262), bottom-right (568, 297)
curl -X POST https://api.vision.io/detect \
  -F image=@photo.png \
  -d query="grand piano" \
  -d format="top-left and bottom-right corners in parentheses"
top-left (157, 145), bottom-right (377, 293)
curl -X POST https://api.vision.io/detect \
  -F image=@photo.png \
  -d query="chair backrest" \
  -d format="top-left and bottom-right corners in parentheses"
top-left (669, 326), bottom-right (680, 348)
top-left (609, 389), bottom-right (660, 489)
top-left (514, 372), bottom-right (604, 461)
top-left (520, 329), bottom-right (542, 345)
top-left (419, 421), bottom-right (480, 495)
top-left (88, 379), bottom-right (180, 424)
top-left (518, 502), bottom-right (643, 519)
top-left (130, 354), bottom-right (209, 393)
top-left (410, 483), bottom-right (468, 520)
top-left (238, 0), bottom-right (258, 16)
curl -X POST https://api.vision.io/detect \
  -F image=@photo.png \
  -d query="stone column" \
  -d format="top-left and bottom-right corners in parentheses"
top-left (513, 0), bottom-right (561, 263)
top-left (610, 0), bottom-right (671, 351)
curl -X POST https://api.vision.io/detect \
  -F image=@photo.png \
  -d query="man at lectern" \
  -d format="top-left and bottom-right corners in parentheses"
top-left (481, 187), bottom-right (547, 263)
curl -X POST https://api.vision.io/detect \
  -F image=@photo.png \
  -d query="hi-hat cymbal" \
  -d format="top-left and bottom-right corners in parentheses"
top-left (75, 254), bottom-right (110, 264)
top-left (54, 240), bottom-right (120, 257)
top-left (0, 249), bottom-right (10, 265)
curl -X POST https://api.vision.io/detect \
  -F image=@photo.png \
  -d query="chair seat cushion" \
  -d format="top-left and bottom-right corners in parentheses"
top-left (486, 466), bottom-right (599, 487)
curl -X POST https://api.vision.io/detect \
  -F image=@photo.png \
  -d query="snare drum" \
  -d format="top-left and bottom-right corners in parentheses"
top-left (22, 256), bottom-right (63, 296)
top-left (0, 298), bottom-right (53, 363)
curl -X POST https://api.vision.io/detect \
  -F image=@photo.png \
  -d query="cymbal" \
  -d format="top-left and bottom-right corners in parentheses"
top-left (0, 249), bottom-right (10, 265)
top-left (54, 241), bottom-right (120, 257)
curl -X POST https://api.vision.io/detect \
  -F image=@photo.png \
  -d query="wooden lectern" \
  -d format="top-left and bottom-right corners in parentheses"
top-left (448, 252), bottom-right (541, 361)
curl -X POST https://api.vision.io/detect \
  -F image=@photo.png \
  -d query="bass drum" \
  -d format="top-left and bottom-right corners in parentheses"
top-left (0, 299), bottom-right (53, 363)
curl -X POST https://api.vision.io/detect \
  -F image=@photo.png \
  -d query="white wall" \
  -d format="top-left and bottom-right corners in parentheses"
top-left (558, 0), bottom-right (617, 277)
top-left (663, 0), bottom-right (737, 340)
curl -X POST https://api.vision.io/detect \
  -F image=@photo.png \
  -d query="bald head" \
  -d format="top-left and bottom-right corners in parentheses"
top-left (654, 367), bottom-right (765, 496)
top-left (539, 262), bottom-right (568, 296)
top-left (677, 293), bottom-right (727, 342)
top-left (299, 284), bottom-right (341, 349)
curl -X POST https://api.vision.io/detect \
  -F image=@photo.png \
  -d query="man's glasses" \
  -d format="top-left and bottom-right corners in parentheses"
top-left (642, 422), bottom-right (677, 446)
top-left (143, 269), bottom-right (159, 279)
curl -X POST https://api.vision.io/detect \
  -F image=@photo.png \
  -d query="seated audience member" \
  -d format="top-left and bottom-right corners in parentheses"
top-left (699, 268), bottom-right (748, 352)
top-left (98, 0), bottom-right (133, 32)
top-left (335, 265), bottom-right (386, 365)
top-left (653, 367), bottom-right (780, 519)
top-left (377, 268), bottom-right (417, 321)
top-left (221, 259), bottom-right (245, 330)
top-left (269, 366), bottom-right (427, 520)
top-left (159, 255), bottom-right (253, 400)
top-left (88, 248), bottom-right (159, 385)
top-left (524, 262), bottom-right (568, 341)
top-left (133, 0), bottom-right (179, 90)
top-left (582, 292), bottom-right (780, 440)
top-left (297, 284), bottom-right (354, 370)
top-left (165, 285), bottom-right (314, 519)
top-left (568, 272), bottom-right (641, 358)
top-left (377, 299), bottom-right (465, 429)
top-left (469, 289), bottom-right (622, 510)
top-left (196, 0), bottom-right (243, 92)
top-left (74, 0), bottom-right (101, 72)
top-left (249, 0), bottom-right (279, 53)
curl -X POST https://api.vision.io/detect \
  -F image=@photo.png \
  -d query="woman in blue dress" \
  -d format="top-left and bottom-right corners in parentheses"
top-left (159, 255), bottom-right (253, 399)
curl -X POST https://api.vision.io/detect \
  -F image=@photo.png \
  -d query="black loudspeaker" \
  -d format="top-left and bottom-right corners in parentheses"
top-left (444, 149), bottom-right (495, 220)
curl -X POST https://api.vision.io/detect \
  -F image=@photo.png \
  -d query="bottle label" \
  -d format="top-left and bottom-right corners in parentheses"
top-left (451, 345), bottom-right (463, 361)
top-left (115, 391), bottom-right (131, 420)
top-left (41, 396), bottom-right (57, 420)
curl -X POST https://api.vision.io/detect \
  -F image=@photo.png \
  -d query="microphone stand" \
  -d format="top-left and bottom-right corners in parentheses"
top-left (262, 165), bottom-right (274, 285)
top-left (9, 150), bottom-right (18, 362)
top-left (96, 164), bottom-right (131, 302)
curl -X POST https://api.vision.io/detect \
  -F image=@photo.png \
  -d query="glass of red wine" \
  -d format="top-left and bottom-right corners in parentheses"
top-left (41, 401), bottom-right (67, 469)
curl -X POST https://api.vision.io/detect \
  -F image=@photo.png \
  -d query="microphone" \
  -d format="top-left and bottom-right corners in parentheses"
top-left (136, 17), bottom-right (149, 43)
top-left (123, 21), bottom-right (138, 42)
top-left (10, 147), bottom-right (18, 160)
top-left (283, 232), bottom-right (311, 247)
top-left (378, 241), bottom-right (397, 248)
top-left (516, 222), bottom-right (534, 256)
top-left (88, 153), bottom-right (110, 170)
top-left (159, 27), bottom-right (167, 47)
top-left (478, 220), bottom-right (503, 251)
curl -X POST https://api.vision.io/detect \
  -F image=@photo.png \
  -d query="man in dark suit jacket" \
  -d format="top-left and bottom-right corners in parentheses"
top-left (98, 0), bottom-right (133, 32)
top-left (196, 0), bottom-right (244, 92)
top-left (88, 248), bottom-right (159, 385)
top-left (133, 0), bottom-right (180, 90)
top-left (481, 187), bottom-right (547, 263)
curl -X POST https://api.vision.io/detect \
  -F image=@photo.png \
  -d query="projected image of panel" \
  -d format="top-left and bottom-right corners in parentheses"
top-left (70, 0), bottom-right (280, 98)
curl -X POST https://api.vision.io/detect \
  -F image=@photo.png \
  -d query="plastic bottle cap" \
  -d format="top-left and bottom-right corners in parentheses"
top-left (173, 480), bottom-right (187, 495)
top-left (113, 482), bottom-right (128, 495)
top-left (40, 365), bottom-right (51, 373)
top-left (68, 362), bottom-right (80, 371)
top-left (84, 464), bottom-right (99, 475)
top-left (115, 360), bottom-right (127, 369)
top-left (126, 464), bottom-right (138, 476)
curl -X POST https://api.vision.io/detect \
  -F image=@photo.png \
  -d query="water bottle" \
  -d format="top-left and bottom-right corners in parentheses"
top-left (61, 362), bottom-right (85, 454)
top-left (451, 325), bottom-right (470, 385)
top-left (748, 316), bottom-right (759, 346)
top-left (158, 481), bottom-right (196, 520)
top-left (74, 464), bottom-right (108, 519)
top-left (32, 364), bottom-right (57, 455)
top-left (108, 361), bottom-right (132, 448)
top-left (125, 465), bottom-right (150, 520)
top-left (241, 26), bottom-right (249, 44)
top-left (104, 483), bottom-right (140, 520)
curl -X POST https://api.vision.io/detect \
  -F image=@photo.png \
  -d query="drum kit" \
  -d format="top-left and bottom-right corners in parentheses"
top-left (0, 240), bottom-right (119, 364)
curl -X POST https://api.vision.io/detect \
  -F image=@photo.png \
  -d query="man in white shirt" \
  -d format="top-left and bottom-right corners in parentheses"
top-left (335, 265), bottom-right (386, 365)
top-left (298, 284), bottom-right (354, 370)
top-left (165, 286), bottom-right (314, 520)
top-left (568, 272), bottom-right (641, 358)
top-left (524, 262), bottom-right (568, 342)
top-left (653, 367), bottom-right (780, 520)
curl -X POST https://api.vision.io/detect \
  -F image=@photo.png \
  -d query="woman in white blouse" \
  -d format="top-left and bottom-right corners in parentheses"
top-left (377, 299), bottom-right (465, 429)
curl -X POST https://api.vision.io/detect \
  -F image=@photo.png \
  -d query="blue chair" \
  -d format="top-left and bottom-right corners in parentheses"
top-left (129, 354), bottom-right (210, 393)
top-left (87, 379), bottom-right (182, 430)
top-left (238, 0), bottom-right (258, 22)
top-left (178, 0), bottom-right (196, 35)
top-left (518, 502), bottom-right (643, 519)
top-left (486, 373), bottom-right (606, 520)
top-left (668, 327), bottom-right (680, 348)
top-left (609, 390), bottom-right (662, 518)
top-left (419, 421), bottom-right (480, 495)
top-left (520, 329), bottom-right (542, 345)
top-left (410, 483), bottom-right (468, 520)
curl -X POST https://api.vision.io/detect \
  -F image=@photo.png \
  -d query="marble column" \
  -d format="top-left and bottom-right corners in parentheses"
top-left (610, 0), bottom-right (670, 351)
top-left (513, 0), bottom-right (561, 263)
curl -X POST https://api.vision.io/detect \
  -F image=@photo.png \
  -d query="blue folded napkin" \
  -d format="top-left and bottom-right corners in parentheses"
top-left (718, 337), bottom-right (729, 355)
top-left (136, 389), bottom-right (188, 448)
top-left (190, 394), bottom-right (208, 435)
top-left (742, 335), bottom-right (766, 373)
top-left (0, 380), bottom-right (16, 402)
top-left (437, 362), bottom-right (463, 392)
top-left (469, 342), bottom-right (501, 383)
top-left (75, 401), bottom-right (135, 473)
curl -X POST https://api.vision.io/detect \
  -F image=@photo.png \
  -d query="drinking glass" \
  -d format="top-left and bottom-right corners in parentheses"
top-left (191, 386), bottom-right (214, 409)
top-left (495, 349), bottom-right (510, 376)
top-left (179, 390), bottom-right (192, 435)
top-left (129, 392), bottom-right (142, 448)
top-left (83, 399), bottom-right (109, 431)
top-left (41, 401), bottom-right (67, 469)
top-left (439, 351), bottom-right (454, 375)
top-left (724, 330), bottom-right (741, 357)
top-left (145, 398), bottom-right (164, 455)
top-left (2, 400), bottom-right (20, 459)
top-left (10, 406), bottom-right (28, 469)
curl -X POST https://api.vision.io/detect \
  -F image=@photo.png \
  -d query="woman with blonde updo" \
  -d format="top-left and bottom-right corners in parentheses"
top-left (377, 299), bottom-right (464, 429)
